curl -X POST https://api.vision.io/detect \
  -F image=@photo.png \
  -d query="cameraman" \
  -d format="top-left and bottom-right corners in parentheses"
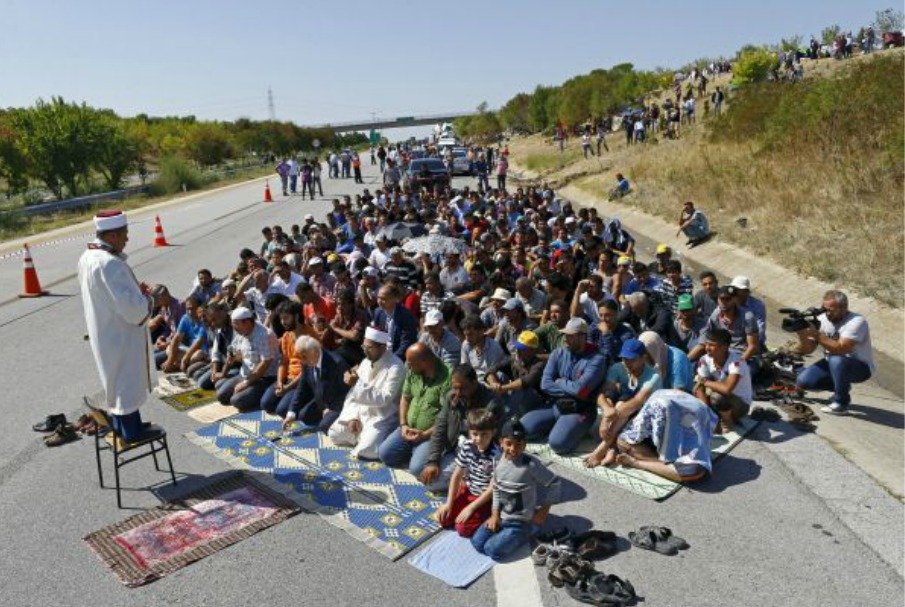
top-left (795, 290), bottom-right (875, 415)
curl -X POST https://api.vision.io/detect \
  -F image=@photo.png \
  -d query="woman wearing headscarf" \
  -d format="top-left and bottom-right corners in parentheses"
top-left (637, 331), bottom-right (693, 392)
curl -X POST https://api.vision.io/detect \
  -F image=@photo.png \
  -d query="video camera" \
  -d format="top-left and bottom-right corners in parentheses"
top-left (779, 307), bottom-right (825, 333)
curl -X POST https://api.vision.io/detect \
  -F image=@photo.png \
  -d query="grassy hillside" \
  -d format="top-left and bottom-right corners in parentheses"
top-left (511, 50), bottom-right (904, 307)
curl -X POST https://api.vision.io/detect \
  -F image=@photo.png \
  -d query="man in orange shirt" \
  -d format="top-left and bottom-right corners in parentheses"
top-left (261, 300), bottom-right (313, 415)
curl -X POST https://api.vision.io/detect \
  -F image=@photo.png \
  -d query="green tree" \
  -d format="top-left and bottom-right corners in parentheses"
top-left (185, 123), bottom-right (235, 166)
top-left (733, 48), bottom-right (779, 84)
top-left (821, 24), bottom-right (841, 45)
top-left (93, 114), bottom-right (144, 190)
top-left (873, 8), bottom-right (904, 33)
top-left (779, 35), bottom-right (803, 51)
top-left (13, 97), bottom-right (99, 198)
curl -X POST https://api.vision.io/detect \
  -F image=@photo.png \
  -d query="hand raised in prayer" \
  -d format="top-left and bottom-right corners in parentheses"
top-left (344, 369), bottom-right (358, 386)
top-left (347, 419), bottom-right (362, 435)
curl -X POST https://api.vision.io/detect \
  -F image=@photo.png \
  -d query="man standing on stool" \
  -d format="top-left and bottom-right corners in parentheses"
top-left (79, 210), bottom-right (154, 441)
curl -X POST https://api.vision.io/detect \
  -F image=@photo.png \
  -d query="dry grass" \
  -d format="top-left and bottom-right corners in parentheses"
top-left (509, 49), bottom-right (904, 308)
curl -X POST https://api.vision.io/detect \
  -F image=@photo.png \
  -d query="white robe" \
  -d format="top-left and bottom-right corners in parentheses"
top-left (329, 349), bottom-right (404, 459)
top-left (78, 243), bottom-right (154, 416)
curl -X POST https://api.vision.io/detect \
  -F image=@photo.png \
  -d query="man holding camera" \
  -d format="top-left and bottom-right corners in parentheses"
top-left (795, 290), bottom-right (875, 415)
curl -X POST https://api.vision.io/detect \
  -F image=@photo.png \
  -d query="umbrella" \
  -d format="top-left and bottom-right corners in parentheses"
top-left (402, 234), bottom-right (469, 257)
top-left (378, 222), bottom-right (427, 242)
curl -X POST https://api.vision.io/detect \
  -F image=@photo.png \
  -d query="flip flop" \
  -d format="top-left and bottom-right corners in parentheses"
top-left (628, 529), bottom-right (677, 555)
top-left (640, 526), bottom-right (689, 551)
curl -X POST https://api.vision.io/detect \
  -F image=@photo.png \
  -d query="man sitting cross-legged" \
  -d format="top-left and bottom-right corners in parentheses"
top-left (329, 327), bottom-right (405, 459)
top-left (260, 301), bottom-right (315, 416)
top-left (694, 328), bottom-right (753, 433)
top-left (216, 307), bottom-right (280, 411)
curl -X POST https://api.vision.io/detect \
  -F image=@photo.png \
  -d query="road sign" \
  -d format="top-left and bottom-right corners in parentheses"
top-left (369, 130), bottom-right (380, 145)
top-left (312, 138), bottom-right (321, 149)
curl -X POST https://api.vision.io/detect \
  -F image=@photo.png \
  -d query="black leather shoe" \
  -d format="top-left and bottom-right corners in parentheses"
top-left (33, 414), bottom-right (67, 433)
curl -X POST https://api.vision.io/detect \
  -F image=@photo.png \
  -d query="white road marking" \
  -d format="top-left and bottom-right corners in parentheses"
top-left (494, 552), bottom-right (544, 607)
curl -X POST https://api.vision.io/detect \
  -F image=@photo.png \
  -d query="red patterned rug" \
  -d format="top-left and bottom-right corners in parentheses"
top-left (84, 474), bottom-right (299, 587)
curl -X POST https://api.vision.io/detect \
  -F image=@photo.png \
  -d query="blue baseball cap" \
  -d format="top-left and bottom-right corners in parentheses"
top-left (619, 338), bottom-right (647, 360)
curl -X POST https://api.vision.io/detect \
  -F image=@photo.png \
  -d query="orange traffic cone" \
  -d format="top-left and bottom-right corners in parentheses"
top-left (263, 180), bottom-right (274, 203)
top-left (18, 243), bottom-right (48, 298)
top-left (153, 215), bottom-right (170, 247)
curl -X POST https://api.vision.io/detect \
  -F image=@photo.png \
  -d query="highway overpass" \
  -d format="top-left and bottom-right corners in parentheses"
top-left (303, 111), bottom-right (476, 133)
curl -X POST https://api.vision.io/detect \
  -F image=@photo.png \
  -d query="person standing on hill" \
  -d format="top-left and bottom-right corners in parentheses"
top-left (711, 87), bottom-right (725, 116)
top-left (79, 210), bottom-right (155, 441)
top-left (496, 155), bottom-right (508, 192)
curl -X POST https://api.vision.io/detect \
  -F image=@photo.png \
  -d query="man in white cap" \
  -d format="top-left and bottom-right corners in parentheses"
top-left (419, 309), bottom-right (462, 366)
top-left (730, 276), bottom-right (767, 347)
top-left (216, 307), bottom-right (280, 411)
top-left (329, 327), bottom-right (405, 458)
top-left (78, 209), bottom-right (154, 441)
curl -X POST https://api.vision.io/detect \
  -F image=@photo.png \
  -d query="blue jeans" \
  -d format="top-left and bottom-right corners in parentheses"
top-left (520, 404), bottom-right (597, 455)
top-left (197, 367), bottom-right (238, 391)
top-left (796, 355), bottom-right (871, 407)
top-left (289, 175), bottom-right (298, 193)
top-left (110, 410), bottom-right (144, 441)
top-left (682, 223), bottom-right (709, 240)
top-left (378, 427), bottom-right (433, 477)
top-left (471, 519), bottom-right (535, 561)
top-left (260, 382), bottom-right (297, 415)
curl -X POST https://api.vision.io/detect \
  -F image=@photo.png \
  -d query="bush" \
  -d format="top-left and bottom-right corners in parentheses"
top-left (150, 155), bottom-right (208, 195)
top-left (732, 48), bottom-right (779, 84)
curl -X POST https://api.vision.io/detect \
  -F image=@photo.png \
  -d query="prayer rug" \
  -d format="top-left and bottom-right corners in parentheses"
top-left (186, 414), bottom-right (442, 560)
top-left (408, 530), bottom-right (495, 588)
top-left (160, 388), bottom-right (218, 412)
top-left (83, 473), bottom-right (299, 587)
top-left (526, 417), bottom-right (759, 501)
top-left (152, 373), bottom-right (196, 398)
top-left (186, 402), bottom-right (238, 424)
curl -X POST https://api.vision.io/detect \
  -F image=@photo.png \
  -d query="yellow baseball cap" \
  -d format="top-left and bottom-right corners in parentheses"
top-left (616, 255), bottom-right (632, 266)
top-left (514, 330), bottom-right (539, 350)
top-left (656, 243), bottom-right (670, 255)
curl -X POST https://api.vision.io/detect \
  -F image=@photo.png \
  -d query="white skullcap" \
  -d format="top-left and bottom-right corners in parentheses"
top-left (230, 307), bottom-right (254, 321)
top-left (94, 209), bottom-right (128, 232)
top-left (364, 326), bottom-right (391, 345)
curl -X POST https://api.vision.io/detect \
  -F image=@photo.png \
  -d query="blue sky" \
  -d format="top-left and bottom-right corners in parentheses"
top-left (0, 0), bottom-right (886, 129)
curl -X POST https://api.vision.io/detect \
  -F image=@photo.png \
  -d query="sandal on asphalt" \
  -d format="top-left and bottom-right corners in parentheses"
top-left (82, 396), bottom-right (111, 428)
top-left (628, 529), bottom-right (678, 555)
top-left (548, 554), bottom-right (595, 587)
top-left (531, 544), bottom-right (550, 566)
top-left (640, 526), bottom-right (689, 551)
top-left (574, 530), bottom-right (619, 560)
top-left (44, 424), bottom-right (79, 447)
top-left (33, 414), bottom-right (67, 433)
top-left (587, 572), bottom-right (638, 605)
top-left (564, 576), bottom-right (619, 606)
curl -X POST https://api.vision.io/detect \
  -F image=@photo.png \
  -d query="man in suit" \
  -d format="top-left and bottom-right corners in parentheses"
top-left (372, 284), bottom-right (418, 360)
top-left (279, 335), bottom-right (350, 433)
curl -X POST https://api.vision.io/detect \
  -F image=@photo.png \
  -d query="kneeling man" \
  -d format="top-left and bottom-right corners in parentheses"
top-left (329, 327), bottom-right (405, 458)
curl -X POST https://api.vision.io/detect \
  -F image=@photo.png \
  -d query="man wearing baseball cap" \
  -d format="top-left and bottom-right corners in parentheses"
top-left (689, 285), bottom-right (759, 367)
top-left (673, 293), bottom-right (706, 352)
top-left (418, 309), bottom-right (462, 367)
top-left (520, 317), bottom-right (607, 455)
top-left (730, 276), bottom-right (766, 347)
top-left (485, 330), bottom-right (546, 416)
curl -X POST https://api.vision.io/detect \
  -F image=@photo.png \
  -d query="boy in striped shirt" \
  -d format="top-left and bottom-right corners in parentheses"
top-left (436, 408), bottom-right (500, 537)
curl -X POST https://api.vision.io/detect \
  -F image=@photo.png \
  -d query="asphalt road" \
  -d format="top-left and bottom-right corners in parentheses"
top-left (0, 161), bottom-right (901, 606)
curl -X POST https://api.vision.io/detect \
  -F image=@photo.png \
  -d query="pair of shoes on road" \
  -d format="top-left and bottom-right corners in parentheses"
top-left (627, 526), bottom-right (689, 556)
top-left (565, 571), bottom-right (638, 606)
top-left (533, 528), bottom-right (619, 563)
top-left (73, 414), bottom-right (100, 435)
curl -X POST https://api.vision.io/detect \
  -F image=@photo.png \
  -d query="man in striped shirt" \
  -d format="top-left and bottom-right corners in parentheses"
top-left (382, 247), bottom-right (419, 290)
top-left (420, 271), bottom-right (453, 320)
top-left (656, 259), bottom-right (694, 313)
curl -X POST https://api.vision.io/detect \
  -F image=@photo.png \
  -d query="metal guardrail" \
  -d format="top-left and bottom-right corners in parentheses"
top-left (2, 161), bottom-right (269, 218)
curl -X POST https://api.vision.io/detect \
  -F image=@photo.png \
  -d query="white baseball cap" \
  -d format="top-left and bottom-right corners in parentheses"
top-left (730, 276), bottom-right (751, 290)
top-left (423, 309), bottom-right (444, 327)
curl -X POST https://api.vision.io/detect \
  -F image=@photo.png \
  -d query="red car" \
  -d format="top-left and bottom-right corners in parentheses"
top-left (883, 31), bottom-right (904, 48)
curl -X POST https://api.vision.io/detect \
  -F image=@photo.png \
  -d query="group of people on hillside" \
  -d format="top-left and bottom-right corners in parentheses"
top-left (80, 166), bottom-right (875, 560)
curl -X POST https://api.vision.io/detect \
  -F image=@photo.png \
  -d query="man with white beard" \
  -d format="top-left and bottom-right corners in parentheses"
top-left (329, 327), bottom-right (404, 459)
top-left (78, 210), bottom-right (154, 441)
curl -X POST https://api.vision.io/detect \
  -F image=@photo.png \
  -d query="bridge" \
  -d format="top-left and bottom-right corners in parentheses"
top-left (303, 111), bottom-right (477, 133)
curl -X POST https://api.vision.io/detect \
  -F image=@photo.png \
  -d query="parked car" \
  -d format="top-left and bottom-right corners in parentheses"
top-left (404, 158), bottom-right (450, 190)
top-left (451, 148), bottom-right (471, 175)
top-left (883, 31), bottom-right (904, 48)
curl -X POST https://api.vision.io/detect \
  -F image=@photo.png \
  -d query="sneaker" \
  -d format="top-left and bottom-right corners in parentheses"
top-left (821, 402), bottom-right (849, 415)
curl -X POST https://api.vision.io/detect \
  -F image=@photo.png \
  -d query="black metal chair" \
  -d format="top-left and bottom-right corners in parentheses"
top-left (87, 404), bottom-right (177, 508)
